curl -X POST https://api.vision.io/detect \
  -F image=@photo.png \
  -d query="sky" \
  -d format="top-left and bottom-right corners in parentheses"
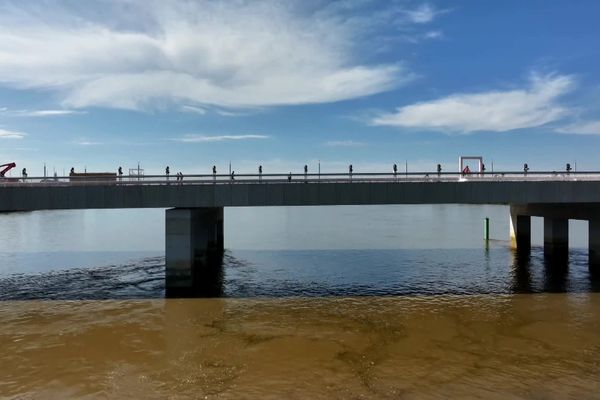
top-left (1, 0), bottom-right (600, 176)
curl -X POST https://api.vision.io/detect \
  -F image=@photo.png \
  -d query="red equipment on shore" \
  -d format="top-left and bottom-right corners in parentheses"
top-left (0, 162), bottom-right (16, 178)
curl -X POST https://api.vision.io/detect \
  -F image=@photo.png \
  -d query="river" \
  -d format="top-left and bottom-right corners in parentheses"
top-left (0, 205), bottom-right (599, 398)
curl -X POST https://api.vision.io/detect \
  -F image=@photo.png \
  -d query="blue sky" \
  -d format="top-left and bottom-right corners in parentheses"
top-left (1, 0), bottom-right (600, 176)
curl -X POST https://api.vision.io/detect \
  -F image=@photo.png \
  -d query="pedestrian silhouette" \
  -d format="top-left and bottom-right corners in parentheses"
top-left (393, 163), bottom-right (397, 177)
top-left (437, 164), bottom-right (442, 177)
top-left (288, 172), bottom-right (292, 182)
top-left (259, 165), bottom-right (263, 181)
top-left (231, 171), bottom-right (235, 180)
top-left (524, 163), bottom-right (529, 175)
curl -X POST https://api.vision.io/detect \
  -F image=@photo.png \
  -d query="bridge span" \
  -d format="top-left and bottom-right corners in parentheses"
top-left (2, 171), bottom-right (600, 294)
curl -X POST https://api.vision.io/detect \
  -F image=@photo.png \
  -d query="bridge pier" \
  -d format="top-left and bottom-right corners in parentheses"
top-left (165, 207), bottom-right (224, 295)
top-left (509, 207), bottom-right (531, 251)
top-left (589, 219), bottom-right (600, 270)
top-left (543, 217), bottom-right (569, 258)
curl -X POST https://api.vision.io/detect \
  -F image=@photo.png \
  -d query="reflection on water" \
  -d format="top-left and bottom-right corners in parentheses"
top-left (1, 246), bottom-right (599, 300)
top-left (1, 295), bottom-right (600, 399)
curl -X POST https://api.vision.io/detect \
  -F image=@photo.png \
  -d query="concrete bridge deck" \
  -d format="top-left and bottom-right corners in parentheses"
top-left (2, 172), bottom-right (600, 211)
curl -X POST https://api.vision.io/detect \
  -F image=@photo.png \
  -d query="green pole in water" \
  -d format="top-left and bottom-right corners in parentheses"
top-left (484, 217), bottom-right (490, 241)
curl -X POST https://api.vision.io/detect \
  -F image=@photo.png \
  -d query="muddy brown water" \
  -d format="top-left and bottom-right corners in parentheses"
top-left (1, 295), bottom-right (599, 399)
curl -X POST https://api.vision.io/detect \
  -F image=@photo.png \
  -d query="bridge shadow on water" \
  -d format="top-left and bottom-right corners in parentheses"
top-left (1, 247), bottom-right (600, 300)
top-left (509, 246), bottom-right (600, 294)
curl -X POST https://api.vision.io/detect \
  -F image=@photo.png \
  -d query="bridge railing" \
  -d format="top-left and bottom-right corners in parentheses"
top-left (2, 171), bottom-right (600, 186)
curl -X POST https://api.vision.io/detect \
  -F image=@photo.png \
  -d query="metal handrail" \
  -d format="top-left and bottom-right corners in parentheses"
top-left (1, 170), bottom-right (599, 187)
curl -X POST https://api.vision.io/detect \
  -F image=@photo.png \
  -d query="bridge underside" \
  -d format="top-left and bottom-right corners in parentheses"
top-left (510, 203), bottom-right (600, 269)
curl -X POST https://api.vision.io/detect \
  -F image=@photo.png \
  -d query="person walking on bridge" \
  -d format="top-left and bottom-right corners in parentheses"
top-left (259, 165), bottom-right (262, 182)
top-left (437, 164), bottom-right (442, 177)
top-left (393, 163), bottom-right (397, 179)
top-left (304, 164), bottom-right (308, 182)
top-left (349, 164), bottom-right (353, 182)
top-left (165, 166), bottom-right (170, 182)
top-left (212, 165), bottom-right (217, 182)
top-left (118, 166), bottom-right (123, 180)
top-left (21, 168), bottom-right (27, 182)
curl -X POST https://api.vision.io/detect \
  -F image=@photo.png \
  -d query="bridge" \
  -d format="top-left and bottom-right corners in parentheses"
top-left (2, 170), bottom-right (600, 294)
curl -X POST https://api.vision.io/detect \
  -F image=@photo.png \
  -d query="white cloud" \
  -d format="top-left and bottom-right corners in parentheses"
top-left (73, 140), bottom-right (102, 146)
top-left (17, 110), bottom-right (80, 117)
top-left (324, 140), bottom-right (366, 147)
top-left (406, 4), bottom-right (439, 23)
top-left (424, 30), bottom-right (442, 39)
top-left (0, 128), bottom-right (25, 139)
top-left (174, 134), bottom-right (269, 143)
top-left (180, 105), bottom-right (206, 115)
top-left (0, 108), bottom-right (81, 117)
top-left (18, 110), bottom-right (81, 117)
top-left (215, 109), bottom-right (253, 117)
top-left (0, 1), bottom-right (412, 111)
top-left (372, 74), bottom-right (575, 133)
top-left (556, 121), bottom-right (600, 135)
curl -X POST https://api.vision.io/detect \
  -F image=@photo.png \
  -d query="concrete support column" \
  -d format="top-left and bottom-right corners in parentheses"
top-left (509, 208), bottom-right (531, 251)
top-left (544, 217), bottom-right (569, 257)
top-left (165, 207), bottom-right (224, 293)
top-left (589, 219), bottom-right (600, 270)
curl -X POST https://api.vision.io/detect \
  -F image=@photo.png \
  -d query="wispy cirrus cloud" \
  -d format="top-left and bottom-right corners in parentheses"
top-left (424, 30), bottom-right (443, 39)
top-left (180, 105), bottom-right (206, 115)
top-left (405, 3), bottom-right (440, 24)
top-left (0, 1), bottom-right (425, 111)
top-left (556, 121), bottom-right (600, 135)
top-left (16, 109), bottom-right (82, 117)
top-left (0, 128), bottom-right (25, 139)
top-left (0, 108), bottom-right (82, 117)
top-left (372, 74), bottom-right (575, 133)
top-left (174, 134), bottom-right (270, 143)
top-left (73, 140), bottom-right (102, 146)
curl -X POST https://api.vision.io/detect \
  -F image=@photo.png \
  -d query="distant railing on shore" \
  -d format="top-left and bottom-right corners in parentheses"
top-left (1, 170), bottom-right (599, 187)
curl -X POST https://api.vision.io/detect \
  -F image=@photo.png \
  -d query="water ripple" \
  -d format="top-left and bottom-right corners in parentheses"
top-left (0, 247), bottom-right (598, 300)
